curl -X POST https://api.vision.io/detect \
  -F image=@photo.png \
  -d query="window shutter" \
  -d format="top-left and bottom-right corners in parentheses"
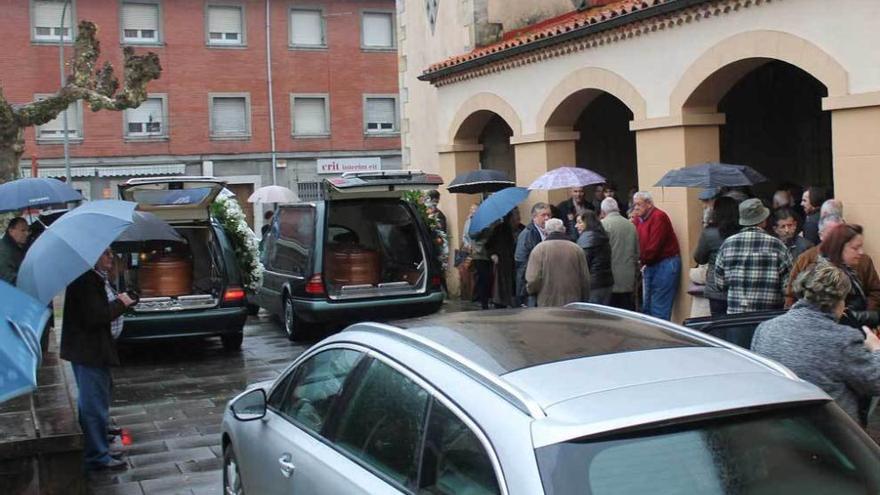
top-left (34, 1), bottom-right (71, 30)
top-left (122, 3), bottom-right (159, 31)
top-left (40, 101), bottom-right (79, 135)
top-left (213, 97), bottom-right (246, 134)
top-left (209, 6), bottom-right (241, 34)
top-left (294, 98), bottom-right (327, 134)
top-left (290, 9), bottom-right (323, 46)
top-left (362, 12), bottom-right (392, 47)
top-left (366, 98), bottom-right (395, 129)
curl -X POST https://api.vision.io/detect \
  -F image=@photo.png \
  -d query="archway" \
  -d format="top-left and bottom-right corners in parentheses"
top-left (718, 60), bottom-right (832, 198)
top-left (574, 93), bottom-right (639, 200)
top-left (478, 114), bottom-right (515, 180)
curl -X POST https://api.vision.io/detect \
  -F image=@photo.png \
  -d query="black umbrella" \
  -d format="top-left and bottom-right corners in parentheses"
top-left (115, 211), bottom-right (185, 244)
top-left (447, 169), bottom-right (515, 194)
top-left (654, 162), bottom-right (767, 188)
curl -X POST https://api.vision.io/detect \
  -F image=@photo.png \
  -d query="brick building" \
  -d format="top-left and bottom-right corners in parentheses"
top-left (1, 0), bottom-right (401, 231)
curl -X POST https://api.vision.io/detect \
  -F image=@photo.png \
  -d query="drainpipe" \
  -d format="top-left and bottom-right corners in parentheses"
top-left (265, 0), bottom-right (278, 185)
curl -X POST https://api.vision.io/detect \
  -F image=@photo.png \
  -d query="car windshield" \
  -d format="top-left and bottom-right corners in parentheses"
top-left (536, 403), bottom-right (880, 495)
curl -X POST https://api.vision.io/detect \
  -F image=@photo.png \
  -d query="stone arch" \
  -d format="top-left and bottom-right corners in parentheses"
top-left (671, 30), bottom-right (849, 114)
top-left (538, 67), bottom-right (647, 129)
top-left (448, 92), bottom-right (523, 144)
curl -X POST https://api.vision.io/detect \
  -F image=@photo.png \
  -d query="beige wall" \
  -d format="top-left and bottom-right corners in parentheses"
top-left (486, 0), bottom-right (573, 32)
top-left (400, 0), bottom-right (880, 320)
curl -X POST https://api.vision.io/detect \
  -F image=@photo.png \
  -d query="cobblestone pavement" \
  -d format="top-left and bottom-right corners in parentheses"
top-left (88, 301), bottom-right (479, 495)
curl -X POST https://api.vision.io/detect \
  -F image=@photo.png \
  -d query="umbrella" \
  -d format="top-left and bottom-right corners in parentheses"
top-left (528, 167), bottom-right (606, 190)
top-left (247, 185), bottom-right (299, 203)
top-left (17, 200), bottom-right (137, 305)
top-left (468, 187), bottom-right (530, 236)
top-left (0, 178), bottom-right (83, 213)
top-left (653, 162), bottom-right (767, 188)
top-left (0, 280), bottom-right (51, 404)
top-left (447, 170), bottom-right (515, 194)
top-left (115, 211), bottom-right (185, 244)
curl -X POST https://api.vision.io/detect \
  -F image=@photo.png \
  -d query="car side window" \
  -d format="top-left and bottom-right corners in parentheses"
top-left (272, 348), bottom-right (362, 433)
top-left (332, 358), bottom-right (429, 488)
top-left (419, 400), bottom-right (501, 495)
top-left (270, 206), bottom-right (315, 275)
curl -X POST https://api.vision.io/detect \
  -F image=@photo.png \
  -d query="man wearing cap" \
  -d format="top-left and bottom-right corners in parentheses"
top-left (714, 198), bottom-right (793, 314)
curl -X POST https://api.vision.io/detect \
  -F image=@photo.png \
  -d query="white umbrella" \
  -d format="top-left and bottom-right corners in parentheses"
top-left (247, 185), bottom-right (299, 203)
top-left (527, 166), bottom-right (606, 190)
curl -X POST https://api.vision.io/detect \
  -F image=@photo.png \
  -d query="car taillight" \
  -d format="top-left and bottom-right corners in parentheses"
top-left (223, 286), bottom-right (246, 303)
top-left (305, 274), bottom-right (325, 295)
top-left (431, 275), bottom-right (442, 288)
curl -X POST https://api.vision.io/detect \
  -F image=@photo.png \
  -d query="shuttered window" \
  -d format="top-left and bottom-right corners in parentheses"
top-left (292, 96), bottom-right (329, 136)
top-left (121, 3), bottom-right (160, 43)
top-left (362, 12), bottom-right (393, 48)
top-left (211, 95), bottom-right (249, 137)
top-left (125, 96), bottom-right (165, 137)
top-left (290, 9), bottom-right (324, 47)
top-left (33, 1), bottom-right (73, 41)
top-left (207, 5), bottom-right (243, 45)
top-left (364, 97), bottom-right (397, 133)
top-left (35, 96), bottom-right (81, 140)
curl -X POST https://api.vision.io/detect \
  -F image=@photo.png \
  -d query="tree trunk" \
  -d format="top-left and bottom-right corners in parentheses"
top-left (0, 127), bottom-right (23, 183)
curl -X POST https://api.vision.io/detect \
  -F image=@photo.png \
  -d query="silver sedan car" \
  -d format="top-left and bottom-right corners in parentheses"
top-left (222, 304), bottom-right (880, 494)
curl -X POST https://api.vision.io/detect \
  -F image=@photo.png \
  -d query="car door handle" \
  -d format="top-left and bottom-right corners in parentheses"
top-left (278, 453), bottom-right (296, 478)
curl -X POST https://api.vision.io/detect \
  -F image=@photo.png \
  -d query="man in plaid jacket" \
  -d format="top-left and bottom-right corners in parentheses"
top-left (714, 198), bottom-right (793, 314)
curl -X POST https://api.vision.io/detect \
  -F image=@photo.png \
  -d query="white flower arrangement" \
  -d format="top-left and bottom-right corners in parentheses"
top-left (211, 195), bottom-right (264, 291)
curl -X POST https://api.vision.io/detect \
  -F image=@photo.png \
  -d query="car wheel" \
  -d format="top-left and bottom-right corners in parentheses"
top-left (221, 331), bottom-right (243, 352)
top-left (223, 444), bottom-right (244, 495)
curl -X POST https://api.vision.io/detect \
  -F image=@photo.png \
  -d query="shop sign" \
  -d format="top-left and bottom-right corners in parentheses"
top-left (317, 157), bottom-right (381, 175)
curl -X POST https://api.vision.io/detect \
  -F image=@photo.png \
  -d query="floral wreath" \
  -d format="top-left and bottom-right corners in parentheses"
top-left (404, 190), bottom-right (449, 272)
top-left (210, 195), bottom-right (264, 291)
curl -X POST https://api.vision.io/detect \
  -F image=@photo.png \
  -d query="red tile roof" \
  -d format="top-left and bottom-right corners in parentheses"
top-left (423, 0), bottom-right (671, 77)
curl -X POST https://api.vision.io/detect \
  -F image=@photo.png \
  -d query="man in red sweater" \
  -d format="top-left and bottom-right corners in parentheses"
top-left (631, 191), bottom-right (681, 320)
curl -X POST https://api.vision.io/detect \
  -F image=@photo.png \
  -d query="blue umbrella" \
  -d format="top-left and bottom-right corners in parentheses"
top-left (0, 280), bottom-right (51, 404)
top-left (0, 178), bottom-right (83, 213)
top-left (654, 162), bottom-right (767, 188)
top-left (17, 200), bottom-right (137, 305)
top-left (468, 187), bottom-right (530, 236)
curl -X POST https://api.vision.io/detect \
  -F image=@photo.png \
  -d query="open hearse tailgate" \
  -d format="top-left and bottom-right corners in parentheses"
top-left (119, 177), bottom-right (226, 222)
top-left (323, 170), bottom-right (443, 200)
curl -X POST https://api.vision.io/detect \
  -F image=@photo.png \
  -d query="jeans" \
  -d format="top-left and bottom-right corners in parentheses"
top-left (642, 256), bottom-right (681, 320)
top-left (610, 292), bottom-right (635, 311)
top-left (72, 363), bottom-right (112, 469)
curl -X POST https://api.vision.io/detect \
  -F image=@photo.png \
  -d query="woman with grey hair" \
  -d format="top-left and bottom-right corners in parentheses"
top-left (752, 262), bottom-right (880, 425)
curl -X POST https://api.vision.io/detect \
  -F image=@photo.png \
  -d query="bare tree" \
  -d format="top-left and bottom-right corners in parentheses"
top-left (0, 21), bottom-right (161, 182)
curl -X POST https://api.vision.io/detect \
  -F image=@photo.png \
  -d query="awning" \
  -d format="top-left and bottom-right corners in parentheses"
top-left (97, 164), bottom-right (186, 177)
top-left (19, 167), bottom-right (95, 178)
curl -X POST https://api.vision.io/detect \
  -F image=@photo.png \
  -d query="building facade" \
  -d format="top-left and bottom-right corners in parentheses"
top-left (399, 0), bottom-right (880, 320)
top-left (2, 0), bottom-right (401, 231)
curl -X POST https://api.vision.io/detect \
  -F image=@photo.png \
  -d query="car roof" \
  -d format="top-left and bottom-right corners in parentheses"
top-left (343, 304), bottom-right (829, 445)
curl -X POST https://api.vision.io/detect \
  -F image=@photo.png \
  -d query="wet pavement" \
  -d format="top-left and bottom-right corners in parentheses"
top-left (87, 300), bottom-right (480, 495)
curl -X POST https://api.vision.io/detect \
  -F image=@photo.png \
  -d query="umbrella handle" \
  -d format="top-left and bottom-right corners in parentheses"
top-left (7, 318), bottom-right (42, 366)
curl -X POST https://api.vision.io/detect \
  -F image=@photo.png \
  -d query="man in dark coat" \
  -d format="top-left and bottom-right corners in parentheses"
top-left (61, 249), bottom-right (135, 471)
top-left (0, 217), bottom-right (28, 284)
top-left (556, 187), bottom-right (593, 239)
top-left (515, 202), bottom-right (551, 307)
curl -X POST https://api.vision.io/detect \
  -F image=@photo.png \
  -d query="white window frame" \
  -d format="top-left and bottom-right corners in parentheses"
top-left (205, 3), bottom-right (246, 47)
top-left (363, 95), bottom-right (399, 135)
top-left (123, 94), bottom-right (168, 140)
top-left (34, 94), bottom-right (84, 143)
top-left (290, 94), bottom-right (330, 138)
top-left (119, 0), bottom-right (162, 45)
top-left (31, 0), bottom-right (76, 44)
top-left (360, 10), bottom-right (395, 51)
top-left (288, 7), bottom-right (326, 49)
top-left (208, 92), bottom-right (252, 140)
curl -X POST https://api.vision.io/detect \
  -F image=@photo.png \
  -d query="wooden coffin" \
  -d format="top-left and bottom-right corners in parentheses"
top-left (139, 256), bottom-right (193, 297)
top-left (325, 247), bottom-right (380, 286)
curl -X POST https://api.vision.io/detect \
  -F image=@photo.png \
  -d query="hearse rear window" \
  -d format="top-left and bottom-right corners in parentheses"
top-left (131, 187), bottom-right (213, 206)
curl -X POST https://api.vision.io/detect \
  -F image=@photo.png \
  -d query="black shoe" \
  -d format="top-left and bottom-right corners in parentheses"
top-left (108, 426), bottom-right (123, 436)
top-left (90, 459), bottom-right (128, 472)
